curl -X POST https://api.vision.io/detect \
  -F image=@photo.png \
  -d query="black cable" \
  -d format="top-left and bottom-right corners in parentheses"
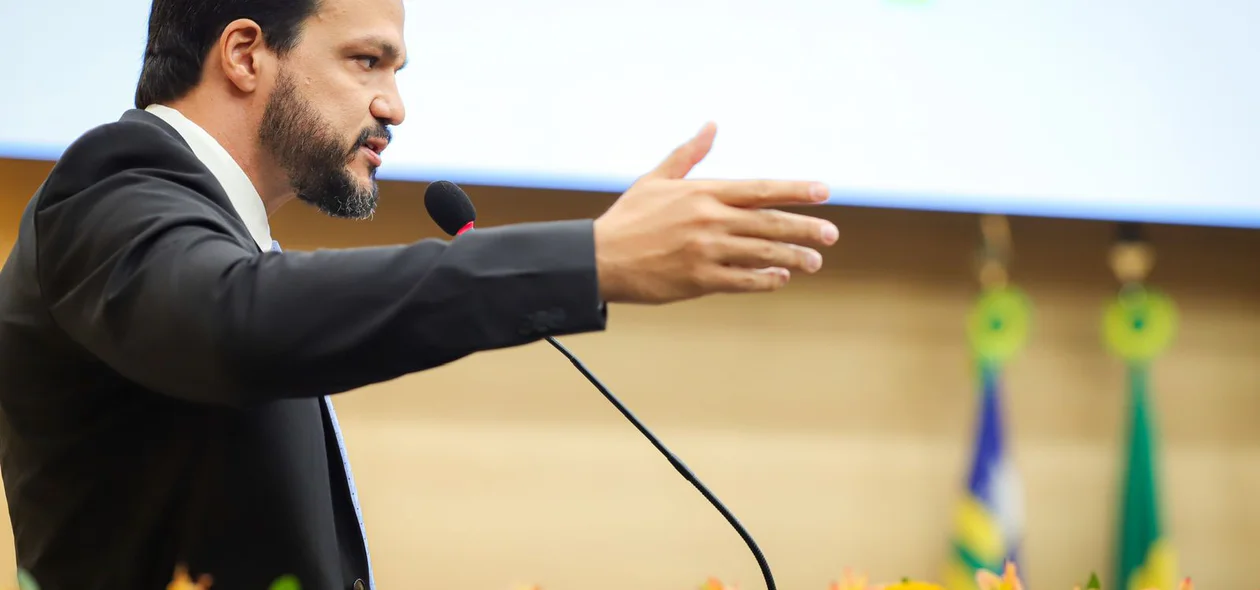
top-left (420, 180), bottom-right (774, 588)
top-left (544, 336), bottom-right (776, 590)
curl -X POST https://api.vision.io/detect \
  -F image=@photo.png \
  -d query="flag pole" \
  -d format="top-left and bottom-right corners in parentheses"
top-left (944, 214), bottom-right (1030, 590)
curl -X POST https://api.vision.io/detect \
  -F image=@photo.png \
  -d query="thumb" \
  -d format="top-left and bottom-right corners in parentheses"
top-left (643, 122), bottom-right (717, 180)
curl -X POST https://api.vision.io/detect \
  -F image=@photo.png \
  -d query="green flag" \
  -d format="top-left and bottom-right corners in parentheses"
top-left (1115, 364), bottom-right (1176, 590)
top-left (1104, 287), bottom-right (1179, 590)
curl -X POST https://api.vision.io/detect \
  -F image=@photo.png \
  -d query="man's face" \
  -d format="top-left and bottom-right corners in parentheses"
top-left (258, 0), bottom-right (407, 219)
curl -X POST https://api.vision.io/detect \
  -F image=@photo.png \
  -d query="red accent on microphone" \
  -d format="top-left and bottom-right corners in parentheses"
top-left (455, 221), bottom-right (475, 236)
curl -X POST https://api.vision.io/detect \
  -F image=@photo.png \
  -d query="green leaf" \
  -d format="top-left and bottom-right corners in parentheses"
top-left (269, 574), bottom-right (302, 590)
top-left (16, 569), bottom-right (40, 590)
top-left (1086, 572), bottom-right (1102, 589)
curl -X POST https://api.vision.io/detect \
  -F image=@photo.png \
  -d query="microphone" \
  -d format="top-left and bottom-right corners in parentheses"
top-left (423, 180), bottom-right (777, 590)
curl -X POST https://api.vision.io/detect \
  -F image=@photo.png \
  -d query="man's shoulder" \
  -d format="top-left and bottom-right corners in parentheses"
top-left (56, 109), bottom-right (194, 177)
top-left (35, 109), bottom-right (217, 212)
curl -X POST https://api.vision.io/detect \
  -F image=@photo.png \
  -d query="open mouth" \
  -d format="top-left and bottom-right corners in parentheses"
top-left (359, 138), bottom-right (387, 167)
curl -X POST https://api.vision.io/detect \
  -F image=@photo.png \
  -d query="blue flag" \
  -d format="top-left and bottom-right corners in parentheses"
top-left (944, 364), bottom-right (1024, 590)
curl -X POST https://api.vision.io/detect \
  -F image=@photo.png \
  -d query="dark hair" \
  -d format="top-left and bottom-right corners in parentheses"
top-left (134, 0), bottom-right (321, 108)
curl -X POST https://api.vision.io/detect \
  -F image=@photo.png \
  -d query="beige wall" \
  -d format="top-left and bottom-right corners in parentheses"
top-left (0, 156), bottom-right (1257, 590)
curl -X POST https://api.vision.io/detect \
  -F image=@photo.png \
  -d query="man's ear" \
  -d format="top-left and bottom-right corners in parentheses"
top-left (216, 19), bottom-right (272, 94)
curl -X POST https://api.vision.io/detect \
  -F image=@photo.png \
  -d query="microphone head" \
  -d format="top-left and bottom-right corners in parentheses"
top-left (424, 180), bottom-right (477, 236)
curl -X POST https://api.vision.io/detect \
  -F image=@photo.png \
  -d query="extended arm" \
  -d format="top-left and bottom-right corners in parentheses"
top-left (36, 130), bottom-right (604, 407)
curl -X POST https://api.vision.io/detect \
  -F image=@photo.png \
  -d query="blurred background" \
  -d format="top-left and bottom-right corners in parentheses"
top-left (1, 1), bottom-right (1259, 589)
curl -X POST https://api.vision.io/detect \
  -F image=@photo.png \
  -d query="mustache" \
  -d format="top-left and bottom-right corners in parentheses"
top-left (350, 124), bottom-right (392, 154)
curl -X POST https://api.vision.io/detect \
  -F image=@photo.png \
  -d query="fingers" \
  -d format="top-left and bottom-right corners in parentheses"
top-left (694, 179), bottom-right (830, 208)
top-left (724, 208), bottom-right (840, 248)
top-left (643, 122), bottom-right (717, 181)
top-left (700, 265), bottom-right (792, 294)
top-left (713, 235), bottom-right (824, 274)
top-left (685, 210), bottom-right (837, 296)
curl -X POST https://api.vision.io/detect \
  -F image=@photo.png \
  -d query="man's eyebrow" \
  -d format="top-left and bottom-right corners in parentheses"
top-left (351, 35), bottom-right (408, 69)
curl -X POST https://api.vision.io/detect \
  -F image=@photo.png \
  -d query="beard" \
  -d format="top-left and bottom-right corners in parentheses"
top-left (258, 71), bottom-right (390, 219)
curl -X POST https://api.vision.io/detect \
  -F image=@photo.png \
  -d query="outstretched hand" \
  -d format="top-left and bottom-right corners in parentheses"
top-left (593, 122), bottom-right (839, 304)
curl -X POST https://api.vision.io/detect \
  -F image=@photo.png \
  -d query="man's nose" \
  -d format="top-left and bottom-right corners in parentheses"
top-left (370, 92), bottom-right (405, 127)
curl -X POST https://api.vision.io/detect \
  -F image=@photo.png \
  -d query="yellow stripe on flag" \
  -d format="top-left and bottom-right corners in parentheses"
top-left (1127, 539), bottom-right (1178, 590)
top-left (953, 496), bottom-right (1005, 565)
top-left (943, 556), bottom-right (979, 590)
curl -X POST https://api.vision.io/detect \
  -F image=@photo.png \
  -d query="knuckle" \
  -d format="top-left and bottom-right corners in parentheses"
top-left (772, 211), bottom-right (798, 236)
top-left (715, 270), bottom-right (742, 290)
top-left (799, 220), bottom-right (821, 242)
top-left (755, 180), bottom-right (775, 201)
top-left (799, 181), bottom-right (816, 199)
top-left (695, 200), bottom-right (728, 228)
top-left (761, 241), bottom-right (784, 265)
top-left (797, 246), bottom-right (818, 269)
top-left (744, 271), bottom-right (774, 291)
top-left (683, 182), bottom-right (717, 205)
top-left (757, 210), bottom-right (792, 239)
top-left (687, 271), bottom-right (707, 292)
top-left (774, 244), bottom-right (797, 267)
top-left (768, 211), bottom-right (816, 242)
top-left (696, 267), bottom-right (725, 293)
top-left (686, 233), bottom-right (719, 260)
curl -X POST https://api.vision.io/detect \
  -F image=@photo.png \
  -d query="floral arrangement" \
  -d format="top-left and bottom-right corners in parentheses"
top-left (13, 562), bottom-right (1200, 590)
top-left (14, 565), bottom-right (302, 590)
top-left (698, 563), bottom-right (1195, 590)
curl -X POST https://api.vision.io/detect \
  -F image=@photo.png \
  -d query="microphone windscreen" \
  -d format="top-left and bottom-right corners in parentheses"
top-left (424, 180), bottom-right (477, 236)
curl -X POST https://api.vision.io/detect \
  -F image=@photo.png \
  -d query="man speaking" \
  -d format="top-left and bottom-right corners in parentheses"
top-left (0, 0), bottom-right (838, 588)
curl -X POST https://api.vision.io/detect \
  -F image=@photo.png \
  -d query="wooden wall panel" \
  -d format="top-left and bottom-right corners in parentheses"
top-left (1, 156), bottom-right (1257, 589)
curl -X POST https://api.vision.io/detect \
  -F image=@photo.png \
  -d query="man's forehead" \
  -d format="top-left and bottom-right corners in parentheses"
top-left (308, 0), bottom-right (406, 45)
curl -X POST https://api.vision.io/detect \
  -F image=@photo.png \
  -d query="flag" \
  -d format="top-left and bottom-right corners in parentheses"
top-left (1114, 364), bottom-right (1176, 590)
top-left (1103, 284), bottom-right (1179, 590)
top-left (944, 363), bottom-right (1024, 590)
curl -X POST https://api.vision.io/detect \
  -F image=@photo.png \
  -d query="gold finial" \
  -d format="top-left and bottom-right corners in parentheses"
top-left (976, 214), bottom-right (1012, 289)
top-left (978, 258), bottom-right (1008, 289)
top-left (1108, 223), bottom-right (1155, 285)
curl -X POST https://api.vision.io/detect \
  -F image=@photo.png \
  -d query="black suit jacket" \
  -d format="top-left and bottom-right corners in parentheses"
top-left (0, 109), bottom-right (607, 590)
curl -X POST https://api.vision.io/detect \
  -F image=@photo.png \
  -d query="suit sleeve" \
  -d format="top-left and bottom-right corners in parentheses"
top-left (34, 125), bottom-right (607, 407)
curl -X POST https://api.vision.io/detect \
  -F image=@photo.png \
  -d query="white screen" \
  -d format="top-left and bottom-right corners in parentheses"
top-left (3, 0), bottom-right (1258, 227)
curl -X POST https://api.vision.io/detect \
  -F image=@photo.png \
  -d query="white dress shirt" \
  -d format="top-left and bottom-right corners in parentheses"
top-left (144, 104), bottom-right (274, 252)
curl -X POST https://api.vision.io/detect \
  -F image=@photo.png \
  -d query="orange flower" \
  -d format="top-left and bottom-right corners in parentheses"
top-left (167, 565), bottom-right (213, 590)
top-left (831, 568), bottom-right (876, 590)
top-left (975, 562), bottom-right (1024, 590)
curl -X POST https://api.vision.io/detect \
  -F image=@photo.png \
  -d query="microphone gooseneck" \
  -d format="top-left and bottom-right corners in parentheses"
top-left (541, 337), bottom-right (777, 590)
top-left (422, 180), bottom-right (777, 590)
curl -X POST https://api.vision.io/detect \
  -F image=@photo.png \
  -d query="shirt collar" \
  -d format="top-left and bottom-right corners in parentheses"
top-left (144, 104), bottom-right (273, 251)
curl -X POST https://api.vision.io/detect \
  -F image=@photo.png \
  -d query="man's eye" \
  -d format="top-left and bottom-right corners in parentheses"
top-left (354, 56), bottom-right (379, 69)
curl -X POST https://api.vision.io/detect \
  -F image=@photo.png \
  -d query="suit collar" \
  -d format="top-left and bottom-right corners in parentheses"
top-left (129, 105), bottom-right (274, 252)
top-left (120, 108), bottom-right (188, 148)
